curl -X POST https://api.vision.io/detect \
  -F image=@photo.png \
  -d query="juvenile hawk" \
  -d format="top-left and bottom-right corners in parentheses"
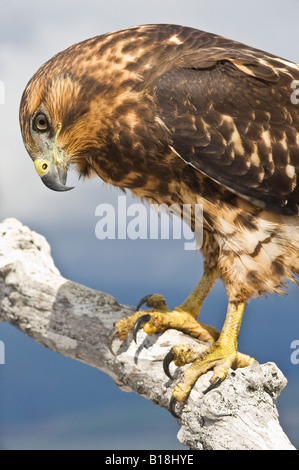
top-left (19, 25), bottom-right (299, 407)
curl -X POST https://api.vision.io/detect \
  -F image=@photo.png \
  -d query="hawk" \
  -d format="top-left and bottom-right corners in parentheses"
top-left (19, 24), bottom-right (299, 409)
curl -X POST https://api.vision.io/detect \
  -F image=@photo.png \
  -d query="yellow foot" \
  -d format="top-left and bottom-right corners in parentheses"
top-left (165, 341), bottom-right (255, 404)
top-left (110, 294), bottom-right (219, 347)
top-left (110, 291), bottom-right (254, 415)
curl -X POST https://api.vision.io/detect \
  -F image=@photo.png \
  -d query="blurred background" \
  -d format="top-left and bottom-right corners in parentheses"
top-left (0, 0), bottom-right (298, 450)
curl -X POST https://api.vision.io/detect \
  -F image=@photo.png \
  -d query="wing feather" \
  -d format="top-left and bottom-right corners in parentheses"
top-left (154, 47), bottom-right (299, 215)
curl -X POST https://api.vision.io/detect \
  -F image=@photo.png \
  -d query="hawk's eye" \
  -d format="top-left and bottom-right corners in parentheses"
top-left (33, 112), bottom-right (49, 132)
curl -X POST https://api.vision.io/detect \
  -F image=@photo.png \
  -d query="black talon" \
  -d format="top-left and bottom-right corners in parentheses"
top-left (108, 327), bottom-right (119, 355)
top-left (203, 376), bottom-right (222, 395)
top-left (163, 350), bottom-right (175, 379)
top-left (136, 295), bottom-right (153, 312)
top-left (169, 396), bottom-right (180, 418)
top-left (133, 314), bottom-right (151, 342)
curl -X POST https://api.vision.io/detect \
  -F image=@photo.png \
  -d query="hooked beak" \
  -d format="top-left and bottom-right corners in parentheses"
top-left (36, 161), bottom-right (74, 192)
top-left (34, 123), bottom-right (74, 192)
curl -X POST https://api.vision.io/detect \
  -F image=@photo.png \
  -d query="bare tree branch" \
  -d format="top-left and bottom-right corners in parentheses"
top-left (0, 218), bottom-right (295, 450)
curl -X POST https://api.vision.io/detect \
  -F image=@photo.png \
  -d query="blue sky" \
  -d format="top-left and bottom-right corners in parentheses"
top-left (0, 0), bottom-right (299, 449)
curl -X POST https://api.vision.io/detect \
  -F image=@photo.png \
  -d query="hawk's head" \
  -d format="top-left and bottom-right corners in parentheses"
top-left (19, 30), bottom-right (139, 191)
top-left (19, 52), bottom-right (113, 192)
top-left (20, 69), bottom-right (81, 191)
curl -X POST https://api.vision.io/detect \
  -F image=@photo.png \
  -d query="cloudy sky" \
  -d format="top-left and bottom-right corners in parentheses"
top-left (0, 0), bottom-right (299, 450)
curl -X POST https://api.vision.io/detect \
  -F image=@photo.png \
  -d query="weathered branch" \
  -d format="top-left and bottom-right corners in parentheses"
top-left (0, 218), bottom-right (295, 450)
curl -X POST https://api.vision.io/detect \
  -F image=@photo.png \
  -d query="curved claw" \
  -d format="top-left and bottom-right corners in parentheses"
top-left (203, 376), bottom-right (222, 395)
top-left (169, 396), bottom-right (180, 418)
top-left (136, 295), bottom-right (153, 312)
top-left (163, 349), bottom-right (175, 379)
top-left (132, 314), bottom-right (151, 342)
top-left (108, 327), bottom-right (119, 355)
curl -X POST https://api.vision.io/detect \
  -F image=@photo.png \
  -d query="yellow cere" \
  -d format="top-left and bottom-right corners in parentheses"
top-left (34, 158), bottom-right (50, 176)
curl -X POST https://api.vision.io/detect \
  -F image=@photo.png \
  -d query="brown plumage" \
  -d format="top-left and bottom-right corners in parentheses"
top-left (19, 24), bottom-right (299, 403)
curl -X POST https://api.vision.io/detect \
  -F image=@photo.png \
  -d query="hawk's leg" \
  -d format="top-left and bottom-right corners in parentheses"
top-left (176, 268), bottom-right (219, 319)
top-left (111, 268), bottom-right (220, 347)
top-left (166, 300), bottom-right (255, 402)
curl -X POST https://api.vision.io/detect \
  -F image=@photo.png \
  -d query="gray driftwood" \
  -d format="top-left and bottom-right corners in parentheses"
top-left (0, 218), bottom-right (295, 450)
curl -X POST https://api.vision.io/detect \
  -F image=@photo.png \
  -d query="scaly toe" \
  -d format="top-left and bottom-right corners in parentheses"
top-left (169, 341), bottom-right (252, 402)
